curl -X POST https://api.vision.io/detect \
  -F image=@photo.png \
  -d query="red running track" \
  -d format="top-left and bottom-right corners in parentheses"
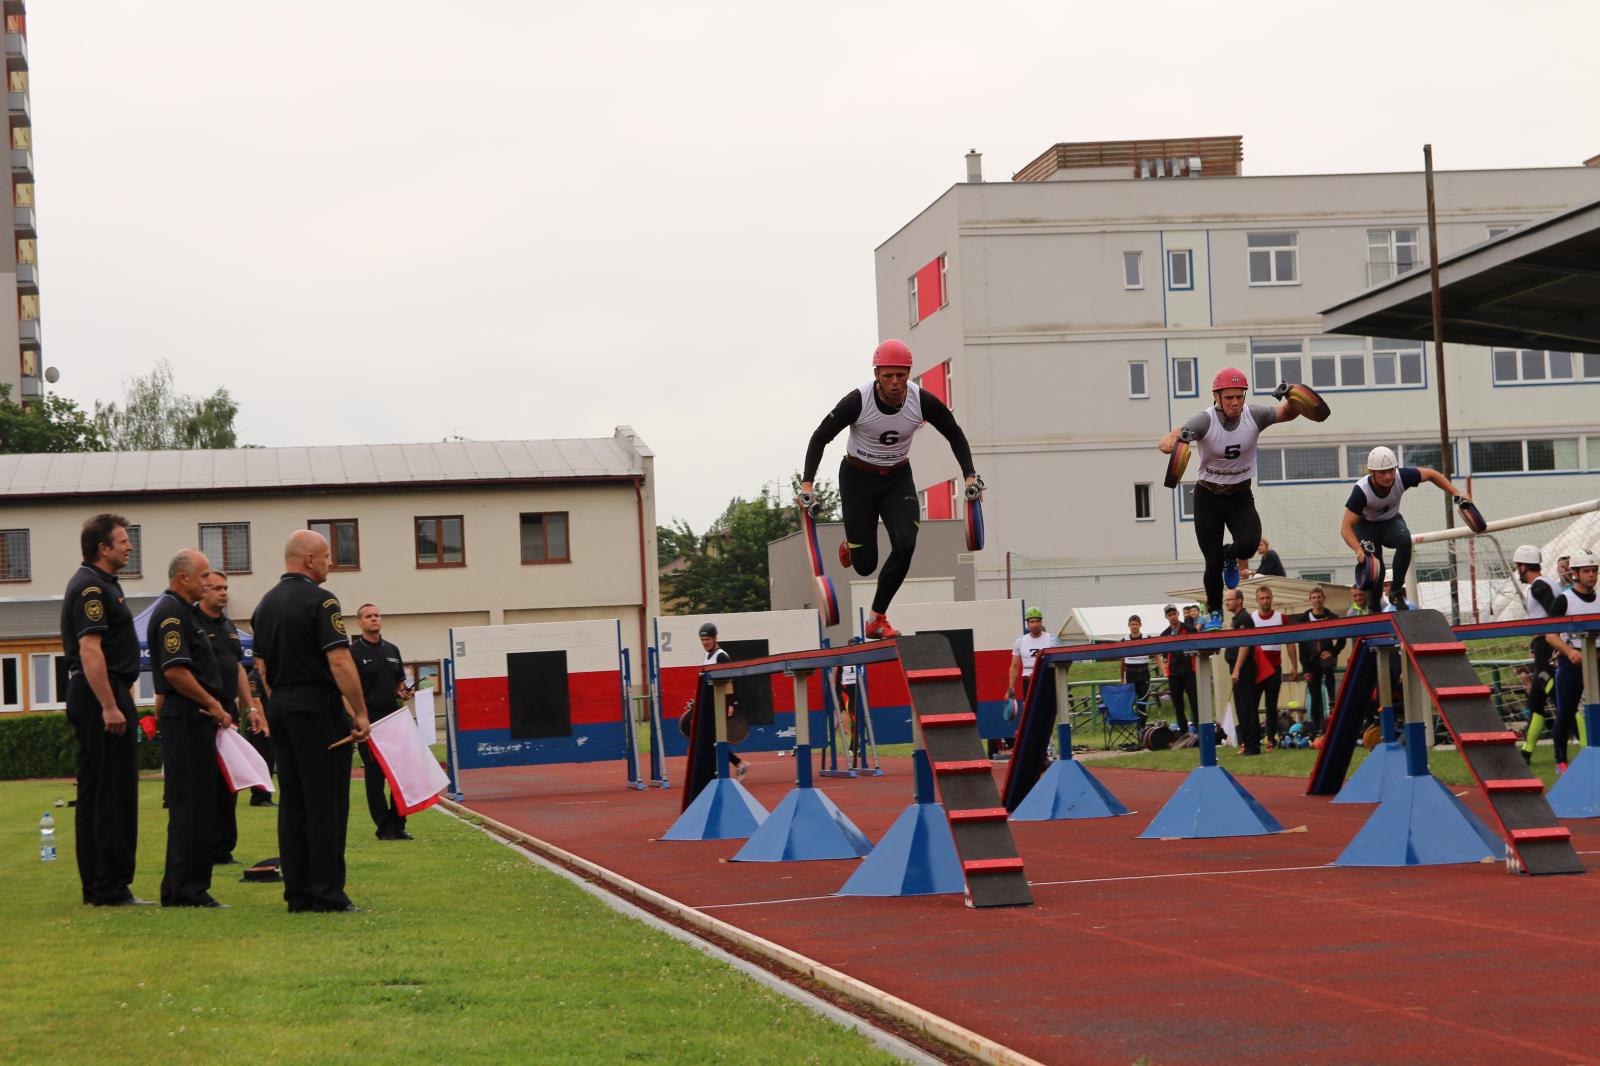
top-left (455, 755), bottom-right (1600, 1065)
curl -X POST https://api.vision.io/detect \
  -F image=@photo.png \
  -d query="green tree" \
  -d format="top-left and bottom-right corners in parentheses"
top-left (0, 384), bottom-right (106, 453)
top-left (94, 360), bottom-right (242, 450)
top-left (661, 476), bottom-right (840, 615)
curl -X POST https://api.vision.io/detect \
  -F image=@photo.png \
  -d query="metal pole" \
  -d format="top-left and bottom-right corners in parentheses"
top-left (1423, 144), bottom-right (1459, 622)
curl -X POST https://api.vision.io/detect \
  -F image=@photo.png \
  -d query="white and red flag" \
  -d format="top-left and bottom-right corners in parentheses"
top-left (216, 726), bottom-right (274, 793)
top-left (366, 708), bottom-right (450, 815)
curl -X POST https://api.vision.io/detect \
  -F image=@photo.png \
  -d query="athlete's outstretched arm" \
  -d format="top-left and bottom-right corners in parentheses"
top-left (1160, 410), bottom-right (1212, 454)
top-left (800, 389), bottom-right (866, 490)
top-left (1272, 398), bottom-right (1300, 425)
top-left (921, 393), bottom-right (978, 487)
top-left (1418, 466), bottom-right (1470, 500)
top-left (1339, 508), bottom-right (1364, 557)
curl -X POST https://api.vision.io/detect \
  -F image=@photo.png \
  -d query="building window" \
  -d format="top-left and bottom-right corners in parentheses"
top-left (1470, 438), bottom-right (1580, 475)
top-left (1299, 571), bottom-right (1333, 584)
top-left (1247, 232), bottom-right (1298, 285)
top-left (415, 516), bottom-right (465, 568)
top-left (909, 254), bottom-right (947, 327)
top-left (1166, 249), bottom-right (1193, 291)
top-left (199, 523), bottom-right (252, 574)
top-left (0, 529), bottom-right (30, 581)
top-left (1134, 483), bottom-right (1153, 521)
top-left (907, 274), bottom-right (919, 326)
top-left (1308, 337), bottom-right (1367, 390)
top-left (123, 525), bottom-right (143, 578)
top-left (1492, 348), bottom-right (1600, 385)
top-left (519, 512), bottom-right (570, 564)
top-left (1177, 483), bottom-right (1197, 523)
top-left (1347, 442), bottom-right (1457, 477)
top-left (1250, 338), bottom-right (1303, 391)
top-left (29, 652), bottom-right (68, 710)
top-left (916, 360), bottom-right (952, 408)
top-left (1372, 338), bottom-right (1426, 387)
top-left (1172, 357), bottom-right (1197, 398)
top-left (1128, 361), bottom-right (1149, 399)
top-left (1486, 224), bottom-right (1518, 240)
top-left (1258, 445), bottom-right (1341, 483)
top-left (309, 519), bottom-right (360, 570)
top-left (0, 654), bottom-right (20, 712)
top-left (1366, 227), bottom-right (1421, 285)
top-left (1123, 251), bottom-right (1143, 289)
top-left (922, 480), bottom-right (956, 521)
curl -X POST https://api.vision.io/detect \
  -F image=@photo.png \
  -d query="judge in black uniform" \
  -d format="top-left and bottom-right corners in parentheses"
top-left (350, 603), bottom-right (413, 840)
top-left (250, 529), bottom-right (371, 913)
top-left (197, 569), bottom-right (269, 863)
top-left (243, 663), bottom-right (276, 806)
top-left (61, 513), bottom-right (149, 906)
top-left (148, 549), bottom-right (233, 908)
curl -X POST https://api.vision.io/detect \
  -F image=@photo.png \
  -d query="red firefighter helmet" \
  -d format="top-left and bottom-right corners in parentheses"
top-left (872, 339), bottom-right (913, 368)
top-left (1211, 367), bottom-right (1249, 393)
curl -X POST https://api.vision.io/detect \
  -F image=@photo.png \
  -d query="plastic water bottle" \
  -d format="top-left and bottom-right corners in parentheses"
top-left (39, 811), bottom-right (56, 862)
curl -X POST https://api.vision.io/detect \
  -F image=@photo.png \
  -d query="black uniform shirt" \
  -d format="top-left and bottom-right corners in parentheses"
top-left (1293, 607), bottom-right (1345, 666)
top-left (249, 573), bottom-right (347, 690)
top-left (198, 610), bottom-right (244, 702)
top-left (61, 564), bottom-right (140, 681)
top-left (149, 592), bottom-right (223, 717)
top-left (349, 635), bottom-right (405, 719)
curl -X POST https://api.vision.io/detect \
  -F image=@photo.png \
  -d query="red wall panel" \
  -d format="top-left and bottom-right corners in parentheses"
top-left (915, 258), bottom-right (943, 321)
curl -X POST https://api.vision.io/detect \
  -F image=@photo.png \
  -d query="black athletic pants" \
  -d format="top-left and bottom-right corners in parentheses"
top-left (1124, 666), bottom-right (1151, 727)
top-left (269, 684), bottom-right (354, 912)
top-left (839, 458), bottom-right (921, 615)
top-left (1193, 484), bottom-right (1261, 614)
top-left (212, 701), bottom-right (240, 862)
top-left (160, 709), bottom-right (219, 906)
top-left (1305, 660), bottom-right (1338, 730)
top-left (1232, 672), bottom-right (1259, 753)
top-left (359, 712), bottom-right (406, 838)
top-left (1554, 655), bottom-right (1585, 765)
top-left (1167, 671), bottom-right (1196, 732)
top-left (1257, 669), bottom-right (1282, 747)
top-left (1529, 638), bottom-right (1554, 722)
top-left (1353, 515), bottom-right (1413, 594)
top-left (247, 703), bottom-right (275, 804)
top-left (65, 674), bottom-right (140, 905)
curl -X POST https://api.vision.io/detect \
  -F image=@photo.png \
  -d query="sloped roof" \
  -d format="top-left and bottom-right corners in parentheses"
top-left (0, 435), bottom-right (648, 500)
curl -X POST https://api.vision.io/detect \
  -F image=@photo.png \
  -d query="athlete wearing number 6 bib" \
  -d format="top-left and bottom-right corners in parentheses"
top-left (1158, 367), bottom-right (1304, 629)
top-left (800, 339), bottom-right (979, 640)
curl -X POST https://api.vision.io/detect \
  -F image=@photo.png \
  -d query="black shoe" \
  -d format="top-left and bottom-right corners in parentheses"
top-left (1520, 748), bottom-right (1533, 765)
top-left (377, 829), bottom-right (414, 841)
top-left (314, 901), bottom-right (362, 913)
top-left (198, 897), bottom-right (229, 909)
top-left (249, 796), bottom-right (276, 807)
top-left (95, 896), bottom-right (157, 907)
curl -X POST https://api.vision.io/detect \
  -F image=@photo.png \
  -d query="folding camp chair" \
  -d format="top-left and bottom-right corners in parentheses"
top-left (1099, 683), bottom-right (1145, 751)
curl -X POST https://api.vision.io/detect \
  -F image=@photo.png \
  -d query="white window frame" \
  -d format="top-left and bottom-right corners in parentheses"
top-left (1307, 336), bottom-right (1368, 391)
top-left (1371, 338), bottom-right (1426, 388)
top-left (937, 254), bottom-right (949, 309)
top-left (1491, 348), bottom-right (1599, 386)
top-left (1366, 227), bottom-right (1422, 285)
top-left (1128, 360), bottom-right (1149, 399)
top-left (1257, 444), bottom-right (1342, 484)
top-left (1246, 232), bottom-right (1299, 286)
top-left (1122, 251), bottom-right (1143, 290)
top-left (1468, 437), bottom-right (1581, 476)
top-left (1176, 482), bottom-right (1197, 523)
top-left (1486, 224), bottom-right (1518, 240)
top-left (1250, 339), bottom-right (1303, 394)
top-left (200, 522), bottom-right (253, 574)
top-left (1166, 249), bottom-right (1194, 291)
top-left (0, 653), bottom-right (21, 712)
top-left (1134, 483), bottom-right (1154, 522)
top-left (29, 651), bottom-right (66, 710)
top-left (123, 524), bottom-right (143, 579)
top-left (1172, 356), bottom-right (1198, 398)
top-left (907, 273), bottom-right (919, 327)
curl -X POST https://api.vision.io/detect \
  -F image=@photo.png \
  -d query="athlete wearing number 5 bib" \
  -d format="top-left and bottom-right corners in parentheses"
top-left (1158, 367), bottom-right (1303, 629)
top-left (800, 339), bottom-right (979, 640)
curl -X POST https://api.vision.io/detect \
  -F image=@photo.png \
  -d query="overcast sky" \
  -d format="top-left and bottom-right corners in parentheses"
top-left (29, 1), bottom-right (1600, 531)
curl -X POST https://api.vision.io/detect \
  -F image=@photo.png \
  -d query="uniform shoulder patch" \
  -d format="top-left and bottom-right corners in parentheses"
top-left (163, 630), bottom-right (182, 655)
top-left (332, 612), bottom-right (346, 636)
top-left (321, 598), bottom-right (339, 610)
top-left (84, 599), bottom-right (104, 622)
top-left (160, 616), bottom-right (183, 628)
top-left (81, 585), bottom-right (102, 597)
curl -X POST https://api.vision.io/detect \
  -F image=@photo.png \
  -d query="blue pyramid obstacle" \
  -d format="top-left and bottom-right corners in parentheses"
top-left (733, 786), bottom-right (873, 861)
top-left (1335, 773), bottom-right (1503, 866)
top-left (1138, 764), bottom-right (1284, 839)
top-left (837, 802), bottom-right (964, 897)
top-left (1332, 741), bottom-right (1409, 804)
top-left (660, 777), bottom-right (768, 841)
top-left (1548, 745), bottom-right (1600, 819)
top-left (1011, 758), bottom-right (1131, 821)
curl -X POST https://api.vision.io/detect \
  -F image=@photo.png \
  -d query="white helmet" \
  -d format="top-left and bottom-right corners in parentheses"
top-left (1366, 446), bottom-right (1399, 472)
top-left (1513, 545), bottom-right (1542, 567)
top-left (1571, 551), bottom-right (1600, 570)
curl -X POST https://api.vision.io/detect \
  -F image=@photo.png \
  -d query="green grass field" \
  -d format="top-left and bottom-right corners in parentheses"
top-left (0, 777), bottom-right (897, 1065)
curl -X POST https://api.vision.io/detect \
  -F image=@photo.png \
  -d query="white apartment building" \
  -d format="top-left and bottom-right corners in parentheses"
top-left (876, 136), bottom-right (1600, 610)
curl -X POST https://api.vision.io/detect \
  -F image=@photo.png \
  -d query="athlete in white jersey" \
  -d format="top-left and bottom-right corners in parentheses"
top-left (801, 339), bottom-right (978, 640)
top-left (1515, 545), bottom-right (1565, 762)
top-left (1008, 607), bottom-right (1058, 701)
top-left (1546, 552), bottom-right (1599, 770)
top-left (1339, 445), bottom-right (1471, 610)
top-left (1158, 367), bottom-right (1302, 627)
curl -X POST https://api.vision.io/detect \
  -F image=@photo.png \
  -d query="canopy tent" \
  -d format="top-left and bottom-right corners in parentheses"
top-left (1161, 575), bottom-right (1355, 618)
top-left (1321, 195), bottom-right (1600, 354)
top-left (131, 598), bottom-right (253, 673)
top-left (1056, 601), bottom-right (1201, 645)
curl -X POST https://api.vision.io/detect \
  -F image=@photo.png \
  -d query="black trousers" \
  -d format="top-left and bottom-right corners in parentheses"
top-left (269, 685), bottom-right (354, 911)
top-left (1192, 485), bottom-right (1261, 614)
top-left (1304, 659), bottom-right (1338, 729)
top-left (839, 458), bottom-right (921, 615)
top-left (1554, 656), bottom-right (1585, 765)
top-left (1352, 515), bottom-right (1413, 594)
top-left (1529, 638), bottom-right (1554, 721)
top-left (160, 708), bottom-right (219, 906)
top-left (1232, 673), bottom-right (1260, 753)
top-left (1257, 669), bottom-right (1282, 746)
top-left (359, 713), bottom-right (405, 837)
top-left (213, 700), bottom-right (240, 861)
top-left (65, 674), bottom-right (140, 905)
top-left (1167, 671), bottom-right (1196, 732)
top-left (247, 709), bottom-right (276, 804)
top-left (1124, 666), bottom-right (1151, 728)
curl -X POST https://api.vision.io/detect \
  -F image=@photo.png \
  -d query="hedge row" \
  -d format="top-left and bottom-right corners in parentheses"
top-left (0, 712), bottom-right (163, 780)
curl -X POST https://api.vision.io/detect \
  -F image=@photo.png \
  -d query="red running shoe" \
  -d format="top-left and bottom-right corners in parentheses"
top-left (838, 540), bottom-right (852, 568)
top-left (863, 615), bottom-right (900, 640)
top-left (1557, 762), bottom-right (1569, 775)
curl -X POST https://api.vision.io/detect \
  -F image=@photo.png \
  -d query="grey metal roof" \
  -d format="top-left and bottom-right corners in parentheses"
top-left (0, 434), bottom-right (648, 499)
top-left (1321, 195), bottom-right (1600, 353)
top-left (0, 594), bottom-right (159, 641)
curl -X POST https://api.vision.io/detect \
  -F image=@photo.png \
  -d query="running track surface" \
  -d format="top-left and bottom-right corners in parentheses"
top-left (455, 756), bottom-right (1600, 1065)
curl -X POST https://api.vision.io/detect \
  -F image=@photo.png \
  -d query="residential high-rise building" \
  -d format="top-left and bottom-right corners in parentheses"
top-left (2, 1), bottom-right (37, 402)
top-left (876, 136), bottom-right (1600, 610)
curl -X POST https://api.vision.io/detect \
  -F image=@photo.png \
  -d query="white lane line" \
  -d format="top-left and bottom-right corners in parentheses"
top-left (698, 893), bottom-right (847, 910)
top-left (1029, 863), bottom-right (1331, 888)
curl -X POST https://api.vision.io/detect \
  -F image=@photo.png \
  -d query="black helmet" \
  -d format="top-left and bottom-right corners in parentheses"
top-left (698, 622), bottom-right (718, 638)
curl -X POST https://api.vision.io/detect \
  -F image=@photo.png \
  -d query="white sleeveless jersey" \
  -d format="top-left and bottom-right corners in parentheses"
top-left (1352, 475), bottom-right (1407, 522)
top-left (1252, 609), bottom-right (1285, 652)
top-left (1196, 407), bottom-right (1261, 485)
top-left (847, 382), bottom-right (924, 467)
top-left (1526, 575), bottom-right (1558, 621)
top-left (1556, 588), bottom-right (1597, 648)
